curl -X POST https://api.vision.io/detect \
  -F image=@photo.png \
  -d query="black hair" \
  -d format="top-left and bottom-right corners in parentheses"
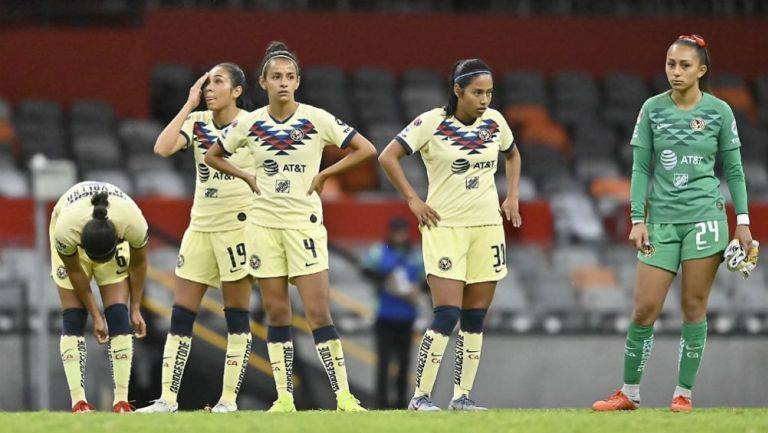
top-left (671, 35), bottom-right (711, 93)
top-left (81, 192), bottom-right (118, 263)
top-left (444, 58), bottom-right (492, 117)
top-left (259, 41), bottom-right (300, 78)
top-left (212, 62), bottom-right (253, 110)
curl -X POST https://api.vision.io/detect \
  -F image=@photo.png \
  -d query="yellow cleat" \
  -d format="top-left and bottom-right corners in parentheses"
top-left (267, 394), bottom-right (296, 413)
top-left (336, 390), bottom-right (366, 412)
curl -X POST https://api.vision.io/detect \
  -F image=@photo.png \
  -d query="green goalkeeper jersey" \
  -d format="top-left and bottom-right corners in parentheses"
top-left (630, 91), bottom-right (748, 224)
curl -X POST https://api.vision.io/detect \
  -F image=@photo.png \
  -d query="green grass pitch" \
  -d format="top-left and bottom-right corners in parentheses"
top-left (1, 409), bottom-right (766, 433)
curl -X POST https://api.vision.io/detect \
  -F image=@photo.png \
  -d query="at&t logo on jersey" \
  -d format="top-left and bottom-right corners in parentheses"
top-left (263, 159), bottom-right (279, 176)
top-left (451, 159), bottom-right (470, 174)
top-left (660, 149), bottom-right (677, 170)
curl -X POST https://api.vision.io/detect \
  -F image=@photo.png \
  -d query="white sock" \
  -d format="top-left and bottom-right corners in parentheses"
top-left (621, 384), bottom-right (640, 402)
top-left (673, 385), bottom-right (692, 399)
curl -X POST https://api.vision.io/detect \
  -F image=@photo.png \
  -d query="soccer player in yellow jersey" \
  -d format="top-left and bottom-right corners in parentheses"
top-left (137, 63), bottom-right (255, 414)
top-left (379, 59), bottom-right (522, 411)
top-left (206, 41), bottom-right (376, 412)
top-left (51, 183), bottom-right (149, 413)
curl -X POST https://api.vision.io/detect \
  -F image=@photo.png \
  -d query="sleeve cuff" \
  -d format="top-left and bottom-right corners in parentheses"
top-left (340, 130), bottom-right (357, 149)
top-left (394, 136), bottom-right (413, 155)
top-left (737, 214), bottom-right (750, 226)
top-left (180, 131), bottom-right (191, 149)
top-left (501, 142), bottom-right (516, 153)
top-left (631, 219), bottom-right (645, 225)
top-left (216, 138), bottom-right (233, 157)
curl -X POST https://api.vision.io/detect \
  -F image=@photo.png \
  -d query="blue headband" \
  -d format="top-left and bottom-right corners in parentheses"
top-left (453, 70), bottom-right (491, 84)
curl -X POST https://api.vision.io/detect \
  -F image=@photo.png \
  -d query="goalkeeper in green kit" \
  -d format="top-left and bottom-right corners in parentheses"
top-left (592, 34), bottom-right (757, 413)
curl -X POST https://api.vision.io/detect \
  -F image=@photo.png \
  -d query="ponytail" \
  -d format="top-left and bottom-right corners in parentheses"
top-left (82, 191), bottom-right (118, 263)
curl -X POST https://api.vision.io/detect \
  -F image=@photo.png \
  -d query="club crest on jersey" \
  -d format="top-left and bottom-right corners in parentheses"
top-left (690, 118), bottom-right (706, 132)
top-left (193, 122), bottom-right (217, 152)
top-left (250, 255), bottom-right (261, 270)
top-left (249, 119), bottom-right (318, 156)
top-left (438, 257), bottom-right (453, 271)
top-left (435, 119), bottom-right (499, 155)
top-left (56, 266), bottom-right (67, 280)
top-left (673, 173), bottom-right (689, 188)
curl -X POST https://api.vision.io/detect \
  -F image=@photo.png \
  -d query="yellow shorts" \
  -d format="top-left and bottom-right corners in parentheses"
top-left (51, 241), bottom-right (130, 290)
top-left (421, 225), bottom-right (507, 284)
top-left (248, 224), bottom-right (329, 280)
top-left (175, 228), bottom-right (251, 288)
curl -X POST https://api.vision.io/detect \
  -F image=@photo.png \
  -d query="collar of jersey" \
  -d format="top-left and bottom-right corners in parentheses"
top-left (268, 103), bottom-right (301, 124)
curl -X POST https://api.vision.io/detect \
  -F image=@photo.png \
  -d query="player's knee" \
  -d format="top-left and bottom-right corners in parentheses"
top-left (263, 299), bottom-right (291, 325)
top-left (304, 305), bottom-right (332, 329)
top-left (62, 308), bottom-right (88, 336)
top-left (170, 304), bottom-right (197, 337)
top-left (681, 295), bottom-right (708, 322)
top-left (104, 303), bottom-right (132, 337)
top-left (430, 305), bottom-right (461, 336)
top-left (460, 308), bottom-right (487, 333)
top-left (224, 307), bottom-right (251, 334)
top-left (631, 303), bottom-right (659, 326)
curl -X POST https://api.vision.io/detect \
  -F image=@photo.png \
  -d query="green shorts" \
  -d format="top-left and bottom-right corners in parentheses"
top-left (639, 220), bottom-right (728, 273)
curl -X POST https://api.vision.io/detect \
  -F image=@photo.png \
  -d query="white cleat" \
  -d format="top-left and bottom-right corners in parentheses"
top-left (448, 395), bottom-right (487, 411)
top-left (210, 401), bottom-right (238, 413)
top-left (408, 395), bottom-right (441, 411)
top-left (136, 399), bottom-right (178, 413)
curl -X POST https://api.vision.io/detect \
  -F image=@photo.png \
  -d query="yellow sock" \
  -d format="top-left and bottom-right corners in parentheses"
top-left (160, 334), bottom-right (192, 405)
top-left (315, 339), bottom-right (350, 394)
top-left (60, 335), bottom-right (87, 405)
top-left (220, 333), bottom-right (252, 405)
top-left (108, 334), bottom-right (133, 404)
top-left (267, 341), bottom-right (295, 397)
top-left (453, 330), bottom-right (483, 400)
top-left (414, 329), bottom-right (449, 397)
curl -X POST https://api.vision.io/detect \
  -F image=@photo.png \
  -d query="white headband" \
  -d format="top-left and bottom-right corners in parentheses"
top-left (453, 70), bottom-right (491, 84)
top-left (262, 52), bottom-right (298, 75)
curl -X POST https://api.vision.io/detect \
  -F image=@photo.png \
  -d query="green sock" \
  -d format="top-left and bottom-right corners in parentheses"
top-left (108, 334), bottom-right (133, 404)
top-left (220, 333), bottom-right (252, 405)
top-left (678, 320), bottom-right (707, 390)
top-left (60, 335), bottom-right (87, 405)
top-left (622, 322), bottom-right (654, 385)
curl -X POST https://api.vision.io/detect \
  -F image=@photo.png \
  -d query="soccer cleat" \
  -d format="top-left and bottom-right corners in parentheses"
top-left (592, 390), bottom-right (639, 411)
top-left (670, 395), bottom-right (693, 412)
top-left (72, 400), bottom-right (95, 414)
top-left (136, 399), bottom-right (178, 413)
top-left (267, 394), bottom-right (297, 413)
top-left (408, 395), bottom-right (441, 411)
top-left (210, 401), bottom-right (238, 413)
top-left (448, 395), bottom-right (487, 411)
top-left (336, 390), bottom-right (366, 412)
top-left (113, 401), bottom-right (134, 414)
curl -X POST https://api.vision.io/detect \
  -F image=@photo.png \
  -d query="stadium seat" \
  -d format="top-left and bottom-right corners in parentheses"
top-left (549, 191), bottom-right (604, 242)
top-left (552, 246), bottom-right (600, 275)
top-left (118, 118), bottom-right (163, 154)
top-left (552, 72), bottom-right (600, 126)
top-left (72, 133), bottom-right (123, 171)
top-left (602, 72), bottom-right (648, 126)
top-left (16, 99), bottom-right (63, 127)
top-left (571, 122), bottom-right (618, 160)
top-left (17, 125), bottom-right (67, 162)
top-left (502, 71), bottom-right (547, 106)
top-left (69, 100), bottom-right (116, 135)
top-left (0, 167), bottom-right (29, 198)
top-left (579, 288), bottom-right (628, 315)
top-left (151, 63), bottom-right (195, 123)
top-left (133, 169), bottom-right (187, 198)
top-left (0, 97), bottom-right (11, 120)
top-left (574, 158), bottom-right (621, 182)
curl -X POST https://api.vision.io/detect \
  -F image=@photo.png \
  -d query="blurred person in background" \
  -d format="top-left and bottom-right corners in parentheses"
top-left (51, 184), bottom-right (149, 413)
top-left (361, 216), bottom-right (424, 409)
top-left (206, 41), bottom-right (377, 412)
top-left (592, 34), bottom-right (753, 413)
top-left (378, 58), bottom-right (522, 411)
top-left (138, 63), bottom-right (255, 414)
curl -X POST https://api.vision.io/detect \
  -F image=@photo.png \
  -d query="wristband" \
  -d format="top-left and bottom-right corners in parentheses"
top-left (736, 214), bottom-right (750, 226)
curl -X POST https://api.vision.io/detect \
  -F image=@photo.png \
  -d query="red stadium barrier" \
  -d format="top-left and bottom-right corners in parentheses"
top-left (1, 10), bottom-right (767, 117)
top-left (0, 197), bottom-right (555, 247)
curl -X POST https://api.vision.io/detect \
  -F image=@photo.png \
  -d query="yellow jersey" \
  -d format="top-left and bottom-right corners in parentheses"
top-left (218, 103), bottom-right (357, 229)
top-left (180, 109), bottom-right (255, 231)
top-left (395, 107), bottom-right (515, 227)
top-left (51, 182), bottom-right (149, 256)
